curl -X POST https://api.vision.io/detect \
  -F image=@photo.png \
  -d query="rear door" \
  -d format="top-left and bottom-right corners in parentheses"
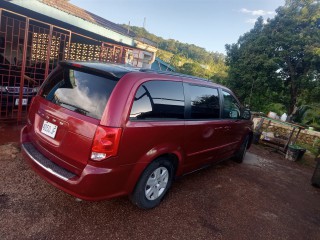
top-left (29, 65), bottom-right (118, 173)
top-left (183, 83), bottom-right (231, 172)
top-left (120, 80), bottom-right (185, 166)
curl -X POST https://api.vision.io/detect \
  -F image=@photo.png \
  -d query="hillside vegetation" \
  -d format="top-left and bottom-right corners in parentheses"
top-left (122, 24), bottom-right (228, 81)
top-left (123, 0), bottom-right (320, 129)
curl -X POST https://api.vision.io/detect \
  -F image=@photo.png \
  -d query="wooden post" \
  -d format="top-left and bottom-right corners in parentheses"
top-left (284, 127), bottom-right (296, 151)
top-left (255, 117), bottom-right (265, 133)
top-left (292, 128), bottom-right (302, 145)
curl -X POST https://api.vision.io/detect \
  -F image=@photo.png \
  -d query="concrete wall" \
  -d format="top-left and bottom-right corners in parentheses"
top-left (253, 118), bottom-right (320, 146)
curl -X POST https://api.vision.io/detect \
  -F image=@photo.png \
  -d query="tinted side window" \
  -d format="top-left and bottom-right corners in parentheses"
top-left (222, 90), bottom-right (241, 119)
top-left (41, 67), bottom-right (117, 119)
top-left (130, 81), bottom-right (184, 120)
top-left (189, 85), bottom-right (220, 119)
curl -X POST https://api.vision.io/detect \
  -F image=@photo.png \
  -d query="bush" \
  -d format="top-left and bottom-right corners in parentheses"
top-left (264, 103), bottom-right (287, 116)
top-left (292, 104), bottom-right (320, 130)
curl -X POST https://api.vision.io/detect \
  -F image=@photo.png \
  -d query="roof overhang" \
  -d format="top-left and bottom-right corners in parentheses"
top-left (6, 0), bottom-right (136, 47)
top-left (135, 40), bottom-right (158, 54)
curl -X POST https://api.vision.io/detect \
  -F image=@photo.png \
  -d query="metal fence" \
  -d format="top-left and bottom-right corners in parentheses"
top-left (0, 9), bottom-right (141, 122)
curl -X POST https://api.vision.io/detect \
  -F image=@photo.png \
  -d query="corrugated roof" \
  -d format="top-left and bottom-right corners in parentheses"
top-left (39, 0), bottom-right (136, 38)
top-left (154, 57), bottom-right (175, 71)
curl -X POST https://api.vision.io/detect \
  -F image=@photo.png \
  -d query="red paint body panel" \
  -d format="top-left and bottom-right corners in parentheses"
top-left (183, 120), bottom-right (235, 172)
top-left (22, 125), bottom-right (133, 200)
top-left (26, 96), bottom-right (99, 173)
top-left (21, 62), bottom-right (253, 201)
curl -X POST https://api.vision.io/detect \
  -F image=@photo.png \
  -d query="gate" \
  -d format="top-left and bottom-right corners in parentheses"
top-left (0, 9), bottom-right (136, 122)
top-left (100, 42), bottom-right (134, 64)
top-left (0, 9), bottom-right (70, 122)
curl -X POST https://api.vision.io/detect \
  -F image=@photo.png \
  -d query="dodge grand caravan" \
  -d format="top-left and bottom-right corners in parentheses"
top-left (21, 61), bottom-right (253, 209)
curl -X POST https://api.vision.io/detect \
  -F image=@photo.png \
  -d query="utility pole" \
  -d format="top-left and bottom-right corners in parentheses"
top-left (143, 17), bottom-right (146, 29)
top-left (127, 21), bottom-right (130, 34)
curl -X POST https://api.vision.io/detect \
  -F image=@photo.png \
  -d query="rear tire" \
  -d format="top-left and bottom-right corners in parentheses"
top-left (233, 136), bottom-right (249, 163)
top-left (130, 157), bottom-right (174, 209)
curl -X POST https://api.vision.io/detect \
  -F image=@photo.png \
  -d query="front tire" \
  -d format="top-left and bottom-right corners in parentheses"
top-left (130, 158), bottom-right (174, 209)
top-left (233, 135), bottom-right (249, 163)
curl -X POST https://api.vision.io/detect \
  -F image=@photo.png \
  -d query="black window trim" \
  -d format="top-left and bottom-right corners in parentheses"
top-left (184, 82), bottom-right (221, 121)
top-left (129, 79), bottom-right (186, 122)
top-left (219, 88), bottom-right (243, 120)
top-left (128, 81), bottom-right (241, 122)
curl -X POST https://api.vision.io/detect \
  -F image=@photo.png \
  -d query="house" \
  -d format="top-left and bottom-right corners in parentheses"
top-left (151, 57), bottom-right (175, 72)
top-left (0, 0), bottom-right (157, 120)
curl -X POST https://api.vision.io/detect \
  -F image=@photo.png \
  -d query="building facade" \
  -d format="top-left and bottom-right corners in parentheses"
top-left (0, 0), bottom-right (157, 121)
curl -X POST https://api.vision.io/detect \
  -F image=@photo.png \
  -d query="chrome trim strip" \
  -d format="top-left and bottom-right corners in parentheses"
top-left (22, 143), bottom-right (70, 181)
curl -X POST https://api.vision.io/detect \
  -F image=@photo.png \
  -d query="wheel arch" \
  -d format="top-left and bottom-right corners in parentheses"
top-left (125, 151), bottom-right (182, 195)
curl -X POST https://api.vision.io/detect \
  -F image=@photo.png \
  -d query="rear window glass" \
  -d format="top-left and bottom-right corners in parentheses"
top-left (40, 67), bottom-right (117, 119)
top-left (130, 80), bottom-right (185, 120)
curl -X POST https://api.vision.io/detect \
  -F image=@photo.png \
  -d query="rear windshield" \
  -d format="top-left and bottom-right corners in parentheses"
top-left (40, 66), bottom-right (117, 119)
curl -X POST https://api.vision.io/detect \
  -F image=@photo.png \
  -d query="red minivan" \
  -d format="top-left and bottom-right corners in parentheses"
top-left (21, 61), bottom-right (253, 209)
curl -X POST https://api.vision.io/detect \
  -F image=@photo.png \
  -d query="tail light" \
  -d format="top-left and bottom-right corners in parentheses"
top-left (27, 97), bottom-right (37, 125)
top-left (90, 126), bottom-right (122, 161)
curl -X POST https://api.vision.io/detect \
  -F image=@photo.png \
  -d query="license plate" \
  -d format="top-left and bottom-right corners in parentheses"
top-left (15, 98), bottom-right (28, 106)
top-left (41, 121), bottom-right (58, 139)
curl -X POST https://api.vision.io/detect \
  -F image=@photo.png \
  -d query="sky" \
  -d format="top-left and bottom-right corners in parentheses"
top-left (70, 0), bottom-right (285, 54)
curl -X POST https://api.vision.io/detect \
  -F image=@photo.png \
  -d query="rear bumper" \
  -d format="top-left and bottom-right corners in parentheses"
top-left (22, 142), bottom-right (77, 181)
top-left (21, 126), bottom-right (133, 201)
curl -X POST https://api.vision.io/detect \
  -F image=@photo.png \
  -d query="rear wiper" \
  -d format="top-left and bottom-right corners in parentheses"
top-left (54, 97), bottom-right (89, 115)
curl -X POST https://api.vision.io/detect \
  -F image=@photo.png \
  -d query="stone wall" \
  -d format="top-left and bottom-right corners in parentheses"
top-left (253, 118), bottom-right (320, 146)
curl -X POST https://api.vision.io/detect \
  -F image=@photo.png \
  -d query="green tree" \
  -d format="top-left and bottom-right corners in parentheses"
top-left (226, 0), bottom-right (320, 114)
top-left (178, 62), bottom-right (207, 78)
top-left (123, 24), bottom-right (227, 66)
top-left (268, 0), bottom-right (320, 113)
top-left (226, 17), bottom-right (283, 110)
top-left (122, 24), bottom-right (228, 82)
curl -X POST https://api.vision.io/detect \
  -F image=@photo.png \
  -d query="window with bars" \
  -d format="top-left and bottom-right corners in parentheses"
top-left (64, 42), bottom-right (101, 61)
top-left (31, 33), bottom-right (60, 62)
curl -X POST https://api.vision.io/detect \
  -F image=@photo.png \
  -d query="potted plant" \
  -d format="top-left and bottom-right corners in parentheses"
top-left (285, 144), bottom-right (306, 161)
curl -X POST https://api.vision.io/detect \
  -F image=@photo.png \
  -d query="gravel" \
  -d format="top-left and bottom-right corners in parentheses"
top-left (0, 142), bottom-right (319, 240)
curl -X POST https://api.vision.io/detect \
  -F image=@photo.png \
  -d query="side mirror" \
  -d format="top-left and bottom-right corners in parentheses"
top-left (242, 109), bottom-right (251, 120)
top-left (229, 110), bottom-right (239, 119)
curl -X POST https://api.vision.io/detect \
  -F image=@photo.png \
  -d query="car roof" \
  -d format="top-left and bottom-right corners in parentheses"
top-left (59, 61), bottom-right (225, 89)
top-left (60, 61), bottom-right (137, 79)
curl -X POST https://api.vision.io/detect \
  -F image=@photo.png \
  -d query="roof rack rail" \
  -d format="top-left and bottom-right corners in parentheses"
top-left (139, 68), bottom-right (210, 82)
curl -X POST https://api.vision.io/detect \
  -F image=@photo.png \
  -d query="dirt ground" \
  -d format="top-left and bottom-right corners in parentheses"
top-left (0, 128), bottom-right (320, 240)
top-left (0, 123), bottom-right (22, 145)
